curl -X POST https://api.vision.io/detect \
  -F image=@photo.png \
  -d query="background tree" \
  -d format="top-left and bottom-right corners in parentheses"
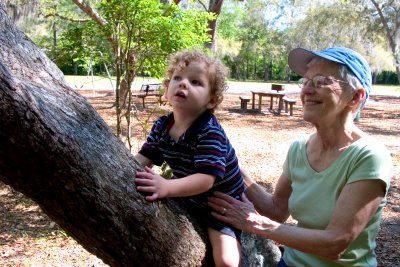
top-left (69, 0), bottom-right (213, 148)
top-left (286, 0), bottom-right (396, 82)
top-left (6, 1), bottom-right (399, 85)
top-left (366, 0), bottom-right (400, 84)
top-left (214, 1), bottom-right (245, 79)
top-left (217, 0), bottom-right (287, 81)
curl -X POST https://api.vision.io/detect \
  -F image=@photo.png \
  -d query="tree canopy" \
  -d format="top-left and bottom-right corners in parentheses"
top-left (7, 0), bottom-right (398, 84)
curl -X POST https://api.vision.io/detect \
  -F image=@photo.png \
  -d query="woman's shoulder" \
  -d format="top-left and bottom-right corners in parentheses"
top-left (351, 135), bottom-right (391, 156)
top-left (346, 136), bottom-right (392, 189)
top-left (290, 133), bottom-right (312, 147)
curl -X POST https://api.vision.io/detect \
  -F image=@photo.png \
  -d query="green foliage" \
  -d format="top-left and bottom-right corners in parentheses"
top-left (217, 0), bottom-right (287, 81)
top-left (286, 0), bottom-right (398, 79)
top-left (16, 0), bottom-right (397, 83)
top-left (32, 0), bottom-right (108, 75)
top-left (160, 162), bottom-right (173, 179)
top-left (31, 0), bottom-right (214, 77)
top-left (376, 71), bottom-right (400, 85)
top-left (217, 1), bottom-right (245, 40)
top-left (97, 0), bottom-right (213, 78)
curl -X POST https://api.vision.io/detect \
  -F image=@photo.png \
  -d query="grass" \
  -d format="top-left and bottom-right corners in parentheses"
top-left (65, 75), bottom-right (400, 94)
top-left (64, 75), bottom-right (160, 91)
top-left (372, 84), bottom-right (400, 93)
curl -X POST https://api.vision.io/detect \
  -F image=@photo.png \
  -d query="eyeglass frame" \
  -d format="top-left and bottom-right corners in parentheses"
top-left (298, 75), bottom-right (349, 89)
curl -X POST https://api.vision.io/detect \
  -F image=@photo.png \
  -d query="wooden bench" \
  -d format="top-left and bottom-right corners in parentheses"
top-left (283, 97), bottom-right (296, 116)
top-left (239, 96), bottom-right (251, 111)
top-left (134, 83), bottom-right (163, 108)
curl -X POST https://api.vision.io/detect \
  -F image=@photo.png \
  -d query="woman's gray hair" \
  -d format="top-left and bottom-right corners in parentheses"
top-left (337, 65), bottom-right (367, 113)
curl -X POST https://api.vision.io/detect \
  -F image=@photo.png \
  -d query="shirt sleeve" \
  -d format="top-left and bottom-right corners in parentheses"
top-left (347, 140), bottom-right (392, 194)
top-left (193, 127), bottom-right (228, 179)
top-left (138, 117), bottom-right (165, 166)
top-left (283, 137), bottom-right (306, 181)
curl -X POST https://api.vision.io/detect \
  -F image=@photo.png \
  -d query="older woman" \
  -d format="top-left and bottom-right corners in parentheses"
top-left (208, 47), bottom-right (392, 266)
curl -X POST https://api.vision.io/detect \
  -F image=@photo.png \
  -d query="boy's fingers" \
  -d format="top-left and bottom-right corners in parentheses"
top-left (135, 178), bottom-right (155, 187)
top-left (136, 185), bottom-right (155, 192)
top-left (146, 193), bottom-right (158, 202)
top-left (136, 172), bottom-right (154, 179)
top-left (144, 166), bottom-right (156, 174)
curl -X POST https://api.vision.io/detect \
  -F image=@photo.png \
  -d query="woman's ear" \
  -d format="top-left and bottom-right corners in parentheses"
top-left (349, 88), bottom-right (365, 106)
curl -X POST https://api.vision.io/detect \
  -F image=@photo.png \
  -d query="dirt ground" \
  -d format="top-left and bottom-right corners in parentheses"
top-left (1, 90), bottom-right (399, 266)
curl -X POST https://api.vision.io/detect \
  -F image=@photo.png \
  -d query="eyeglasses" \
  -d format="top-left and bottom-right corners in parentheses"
top-left (298, 75), bottom-right (348, 88)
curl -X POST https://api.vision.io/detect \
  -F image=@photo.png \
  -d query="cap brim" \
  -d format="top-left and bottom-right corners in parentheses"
top-left (288, 48), bottom-right (346, 76)
top-left (288, 48), bottom-right (317, 76)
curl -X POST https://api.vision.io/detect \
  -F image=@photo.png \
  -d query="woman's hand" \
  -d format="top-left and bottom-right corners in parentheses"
top-left (208, 192), bottom-right (264, 233)
top-left (135, 166), bottom-right (169, 202)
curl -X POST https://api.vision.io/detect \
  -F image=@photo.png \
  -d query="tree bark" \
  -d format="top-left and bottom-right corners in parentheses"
top-left (0, 4), bottom-right (212, 266)
top-left (0, 4), bottom-right (281, 266)
top-left (205, 0), bottom-right (224, 52)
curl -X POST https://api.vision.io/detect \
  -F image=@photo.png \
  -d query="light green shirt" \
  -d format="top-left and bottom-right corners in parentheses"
top-left (282, 135), bottom-right (392, 267)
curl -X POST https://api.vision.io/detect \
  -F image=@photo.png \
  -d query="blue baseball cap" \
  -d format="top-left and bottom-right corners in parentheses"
top-left (288, 47), bottom-right (372, 99)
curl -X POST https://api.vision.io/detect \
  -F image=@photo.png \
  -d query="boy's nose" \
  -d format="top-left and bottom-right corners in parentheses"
top-left (179, 79), bottom-right (188, 88)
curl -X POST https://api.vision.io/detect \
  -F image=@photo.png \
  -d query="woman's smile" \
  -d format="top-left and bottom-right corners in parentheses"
top-left (303, 98), bottom-right (322, 106)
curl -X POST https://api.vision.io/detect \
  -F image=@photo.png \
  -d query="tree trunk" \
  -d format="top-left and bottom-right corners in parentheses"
top-left (0, 4), bottom-right (281, 266)
top-left (205, 0), bottom-right (224, 52)
top-left (0, 4), bottom-right (211, 266)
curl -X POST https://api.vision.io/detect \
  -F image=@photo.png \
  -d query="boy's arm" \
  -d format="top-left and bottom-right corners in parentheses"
top-left (134, 153), bottom-right (154, 168)
top-left (166, 173), bottom-right (216, 197)
top-left (135, 167), bottom-right (216, 201)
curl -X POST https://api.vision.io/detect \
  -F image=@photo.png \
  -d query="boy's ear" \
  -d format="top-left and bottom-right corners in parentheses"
top-left (163, 80), bottom-right (170, 99)
top-left (206, 96), bottom-right (217, 109)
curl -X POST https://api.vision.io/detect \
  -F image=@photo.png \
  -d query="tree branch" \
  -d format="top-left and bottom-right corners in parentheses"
top-left (197, 0), bottom-right (208, 11)
top-left (44, 12), bottom-right (90, 22)
top-left (71, 0), bottom-right (107, 26)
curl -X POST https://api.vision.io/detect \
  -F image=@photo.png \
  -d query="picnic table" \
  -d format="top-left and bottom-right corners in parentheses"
top-left (132, 83), bottom-right (164, 108)
top-left (251, 91), bottom-right (285, 114)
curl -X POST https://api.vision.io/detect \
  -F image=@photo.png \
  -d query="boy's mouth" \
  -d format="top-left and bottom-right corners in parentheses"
top-left (175, 91), bottom-right (187, 99)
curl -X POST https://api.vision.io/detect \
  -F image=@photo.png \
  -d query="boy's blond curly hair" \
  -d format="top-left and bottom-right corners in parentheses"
top-left (162, 49), bottom-right (228, 112)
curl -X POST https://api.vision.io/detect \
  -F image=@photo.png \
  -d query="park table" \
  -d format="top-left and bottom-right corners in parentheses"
top-left (251, 91), bottom-right (286, 115)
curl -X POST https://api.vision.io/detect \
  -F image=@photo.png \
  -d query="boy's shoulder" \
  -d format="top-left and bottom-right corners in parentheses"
top-left (154, 112), bottom-right (173, 125)
top-left (190, 111), bottom-right (221, 131)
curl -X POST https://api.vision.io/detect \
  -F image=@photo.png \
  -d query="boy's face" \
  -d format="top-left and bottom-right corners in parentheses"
top-left (165, 61), bottom-right (216, 112)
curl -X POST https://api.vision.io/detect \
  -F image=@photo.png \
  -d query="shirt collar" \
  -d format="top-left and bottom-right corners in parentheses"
top-left (162, 110), bottom-right (214, 137)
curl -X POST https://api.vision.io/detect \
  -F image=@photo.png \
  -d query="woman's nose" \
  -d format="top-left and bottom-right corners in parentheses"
top-left (301, 81), bottom-right (315, 93)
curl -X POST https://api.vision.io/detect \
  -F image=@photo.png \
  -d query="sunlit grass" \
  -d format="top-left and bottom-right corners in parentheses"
top-left (64, 75), bottom-right (399, 94)
top-left (64, 75), bottom-right (160, 91)
top-left (372, 84), bottom-right (400, 93)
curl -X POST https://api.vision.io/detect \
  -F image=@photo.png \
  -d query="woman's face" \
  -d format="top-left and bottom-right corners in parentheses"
top-left (300, 60), bottom-right (353, 124)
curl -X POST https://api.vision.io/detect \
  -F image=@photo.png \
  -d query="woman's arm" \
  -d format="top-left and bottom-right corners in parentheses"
top-left (209, 179), bottom-right (385, 260)
top-left (241, 169), bottom-right (291, 223)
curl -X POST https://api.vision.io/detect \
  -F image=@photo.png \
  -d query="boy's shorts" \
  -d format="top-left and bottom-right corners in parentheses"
top-left (178, 196), bottom-right (242, 241)
top-left (201, 213), bottom-right (242, 241)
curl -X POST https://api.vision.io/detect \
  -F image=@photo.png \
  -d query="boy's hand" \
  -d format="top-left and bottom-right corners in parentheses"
top-left (135, 166), bottom-right (168, 202)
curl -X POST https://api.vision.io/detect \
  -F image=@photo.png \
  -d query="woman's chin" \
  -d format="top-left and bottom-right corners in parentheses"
top-left (302, 112), bottom-right (318, 123)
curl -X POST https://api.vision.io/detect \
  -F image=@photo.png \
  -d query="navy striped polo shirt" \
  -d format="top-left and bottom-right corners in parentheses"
top-left (139, 110), bottom-right (245, 209)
